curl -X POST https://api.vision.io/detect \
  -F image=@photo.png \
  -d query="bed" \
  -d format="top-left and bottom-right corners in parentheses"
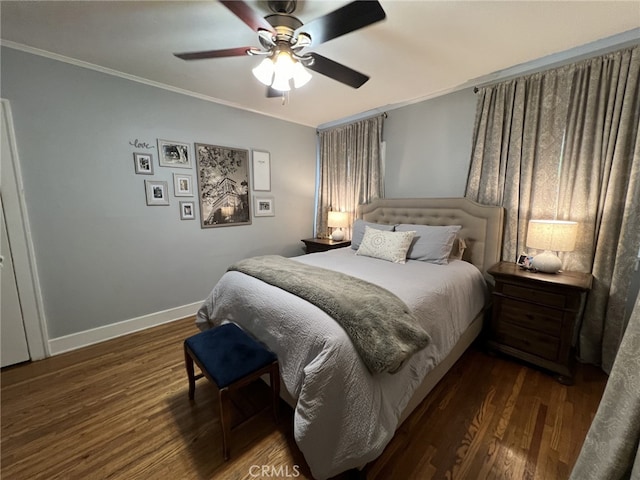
top-left (196, 197), bottom-right (504, 479)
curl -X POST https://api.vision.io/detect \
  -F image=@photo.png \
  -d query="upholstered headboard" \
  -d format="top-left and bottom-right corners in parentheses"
top-left (357, 197), bottom-right (504, 277)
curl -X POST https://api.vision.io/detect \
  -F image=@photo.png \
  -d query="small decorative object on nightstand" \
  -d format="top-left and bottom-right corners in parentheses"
top-left (301, 238), bottom-right (351, 254)
top-left (487, 261), bottom-right (592, 385)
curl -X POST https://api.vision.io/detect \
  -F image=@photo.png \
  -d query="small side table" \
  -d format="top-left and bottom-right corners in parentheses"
top-left (301, 237), bottom-right (351, 254)
top-left (487, 261), bottom-right (592, 385)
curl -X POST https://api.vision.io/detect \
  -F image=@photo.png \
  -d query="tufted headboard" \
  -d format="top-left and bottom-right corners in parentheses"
top-left (357, 197), bottom-right (504, 277)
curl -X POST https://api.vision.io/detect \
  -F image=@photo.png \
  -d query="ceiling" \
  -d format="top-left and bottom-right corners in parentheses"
top-left (1, 1), bottom-right (639, 128)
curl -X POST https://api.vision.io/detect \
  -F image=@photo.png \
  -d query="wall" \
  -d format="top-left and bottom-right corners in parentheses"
top-left (383, 88), bottom-right (477, 198)
top-left (1, 47), bottom-right (316, 344)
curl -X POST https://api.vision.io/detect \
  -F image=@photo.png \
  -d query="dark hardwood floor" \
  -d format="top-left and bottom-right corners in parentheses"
top-left (1, 317), bottom-right (607, 479)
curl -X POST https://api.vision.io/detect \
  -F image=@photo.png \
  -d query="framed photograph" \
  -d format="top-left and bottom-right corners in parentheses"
top-left (254, 196), bottom-right (275, 217)
top-left (133, 152), bottom-right (153, 175)
top-left (144, 180), bottom-right (170, 206)
top-left (157, 139), bottom-right (192, 169)
top-left (252, 150), bottom-right (271, 191)
top-left (179, 201), bottom-right (196, 220)
top-left (194, 143), bottom-right (251, 228)
top-left (173, 173), bottom-right (193, 197)
top-left (517, 253), bottom-right (534, 269)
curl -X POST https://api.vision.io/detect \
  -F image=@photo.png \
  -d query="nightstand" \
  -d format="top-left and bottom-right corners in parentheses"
top-left (487, 261), bottom-right (592, 385)
top-left (301, 238), bottom-right (351, 254)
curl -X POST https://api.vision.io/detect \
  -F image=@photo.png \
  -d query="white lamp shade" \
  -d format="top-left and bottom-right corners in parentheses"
top-left (252, 58), bottom-right (274, 86)
top-left (271, 71), bottom-right (291, 92)
top-left (526, 220), bottom-right (578, 252)
top-left (292, 61), bottom-right (312, 88)
top-left (327, 211), bottom-right (349, 228)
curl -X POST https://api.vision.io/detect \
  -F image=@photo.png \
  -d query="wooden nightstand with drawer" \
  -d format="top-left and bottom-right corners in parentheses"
top-left (487, 261), bottom-right (592, 384)
top-left (301, 238), bottom-right (351, 254)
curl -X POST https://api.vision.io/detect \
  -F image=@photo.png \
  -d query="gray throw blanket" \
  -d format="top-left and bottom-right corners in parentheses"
top-left (228, 255), bottom-right (431, 374)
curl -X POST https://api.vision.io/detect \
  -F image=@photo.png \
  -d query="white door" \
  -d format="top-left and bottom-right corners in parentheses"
top-left (1, 200), bottom-right (30, 367)
top-left (1, 99), bottom-right (46, 366)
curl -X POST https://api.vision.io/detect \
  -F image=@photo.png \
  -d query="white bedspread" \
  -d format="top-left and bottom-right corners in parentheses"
top-left (196, 248), bottom-right (487, 479)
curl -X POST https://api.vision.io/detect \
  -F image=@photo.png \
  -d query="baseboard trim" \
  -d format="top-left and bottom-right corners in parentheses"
top-left (48, 301), bottom-right (202, 356)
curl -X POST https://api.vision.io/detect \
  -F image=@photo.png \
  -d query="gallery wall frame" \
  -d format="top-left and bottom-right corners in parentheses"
top-left (157, 139), bottom-right (192, 168)
top-left (194, 143), bottom-right (251, 228)
top-left (173, 173), bottom-right (194, 197)
top-left (252, 150), bottom-right (271, 191)
top-left (145, 180), bottom-right (170, 206)
top-left (180, 201), bottom-right (196, 220)
top-left (254, 196), bottom-right (275, 217)
top-left (133, 152), bottom-right (153, 174)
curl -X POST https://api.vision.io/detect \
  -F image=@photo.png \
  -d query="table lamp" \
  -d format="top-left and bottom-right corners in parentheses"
top-left (327, 211), bottom-right (349, 241)
top-left (526, 219), bottom-right (578, 273)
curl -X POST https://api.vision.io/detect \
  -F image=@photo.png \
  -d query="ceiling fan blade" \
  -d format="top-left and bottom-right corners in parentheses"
top-left (220, 0), bottom-right (277, 34)
top-left (174, 47), bottom-right (252, 60)
top-left (306, 53), bottom-right (369, 89)
top-left (296, 0), bottom-right (386, 46)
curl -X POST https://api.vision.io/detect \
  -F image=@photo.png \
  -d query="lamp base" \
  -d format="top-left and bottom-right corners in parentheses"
top-left (531, 250), bottom-right (562, 273)
top-left (330, 228), bottom-right (345, 241)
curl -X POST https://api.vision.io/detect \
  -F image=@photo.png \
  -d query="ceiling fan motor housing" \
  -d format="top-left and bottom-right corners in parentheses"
top-left (265, 13), bottom-right (303, 44)
top-left (267, 0), bottom-right (297, 14)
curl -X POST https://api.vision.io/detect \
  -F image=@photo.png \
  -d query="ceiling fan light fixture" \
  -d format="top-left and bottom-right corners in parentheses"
top-left (271, 70), bottom-right (292, 92)
top-left (252, 57), bottom-right (275, 86)
top-left (274, 50), bottom-right (295, 78)
top-left (292, 61), bottom-right (312, 88)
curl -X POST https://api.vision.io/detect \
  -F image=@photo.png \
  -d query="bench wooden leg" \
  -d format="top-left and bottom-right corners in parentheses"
top-left (270, 361), bottom-right (280, 423)
top-left (219, 387), bottom-right (232, 461)
top-left (184, 346), bottom-right (196, 400)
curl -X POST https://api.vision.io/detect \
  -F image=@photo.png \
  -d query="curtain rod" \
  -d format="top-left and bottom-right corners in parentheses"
top-left (317, 111), bottom-right (387, 133)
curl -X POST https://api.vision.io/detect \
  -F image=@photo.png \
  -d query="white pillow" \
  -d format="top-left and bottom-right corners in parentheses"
top-left (355, 226), bottom-right (415, 264)
top-left (395, 224), bottom-right (462, 264)
top-left (350, 219), bottom-right (395, 250)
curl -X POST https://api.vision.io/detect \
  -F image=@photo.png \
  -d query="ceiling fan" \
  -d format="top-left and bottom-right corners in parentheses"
top-left (174, 0), bottom-right (386, 95)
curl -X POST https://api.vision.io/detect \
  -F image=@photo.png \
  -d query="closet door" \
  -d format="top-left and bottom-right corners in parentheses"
top-left (1, 200), bottom-right (30, 367)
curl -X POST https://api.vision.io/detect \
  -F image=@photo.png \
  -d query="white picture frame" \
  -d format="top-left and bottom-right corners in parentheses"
top-left (180, 201), bottom-right (196, 220)
top-left (254, 196), bottom-right (274, 217)
top-left (173, 173), bottom-right (193, 197)
top-left (133, 152), bottom-right (153, 175)
top-left (252, 150), bottom-right (271, 191)
top-left (145, 180), bottom-right (169, 206)
top-left (157, 139), bottom-right (192, 169)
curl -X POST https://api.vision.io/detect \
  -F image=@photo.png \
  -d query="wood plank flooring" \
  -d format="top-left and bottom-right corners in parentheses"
top-left (1, 317), bottom-right (607, 479)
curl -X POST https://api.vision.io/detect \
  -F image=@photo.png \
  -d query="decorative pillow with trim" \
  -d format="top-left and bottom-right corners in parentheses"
top-left (355, 226), bottom-right (415, 264)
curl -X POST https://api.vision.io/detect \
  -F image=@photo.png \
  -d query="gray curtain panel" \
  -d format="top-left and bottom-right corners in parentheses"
top-left (557, 47), bottom-right (640, 371)
top-left (466, 46), bottom-right (640, 372)
top-left (316, 115), bottom-right (384, 238)
top-left (465, 69), bottom-right (571, 261)
top-left (569, 290), bottom-right (640, 480)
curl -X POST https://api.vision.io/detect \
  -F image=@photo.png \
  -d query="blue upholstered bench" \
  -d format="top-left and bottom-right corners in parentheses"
top-left (184, 323), bottom-right (280, 460)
